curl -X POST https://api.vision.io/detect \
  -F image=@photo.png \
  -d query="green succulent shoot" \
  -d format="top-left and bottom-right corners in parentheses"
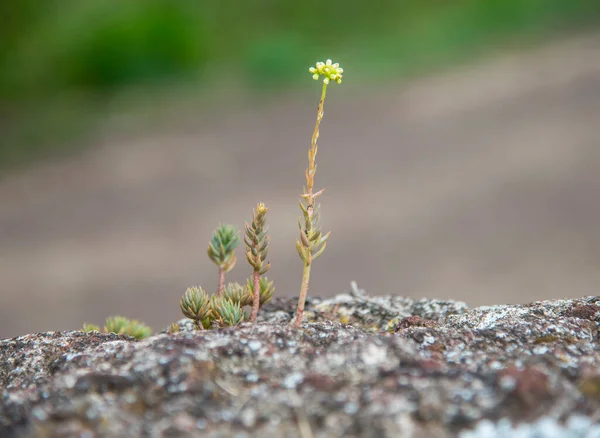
top-left (211, 296), bottom-right (245, 327)
top-left (244, 276), bottom-right (275, 307)
top-left (180, 286), bottom-right (212, 329)
top-left (244, 202), bottom-right (271, 323)
top-left (103, 316), bottom-right (152, 339)
top-left (293, 59), bottom-right (341, 328)
top-left (207, 224), bottom-right (240, 296)
top-left (223, 282), bottom-right (253, 307)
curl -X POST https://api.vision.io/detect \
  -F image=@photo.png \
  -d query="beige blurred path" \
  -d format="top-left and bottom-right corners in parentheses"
top-left (1, 34), bottom-right (600, 338)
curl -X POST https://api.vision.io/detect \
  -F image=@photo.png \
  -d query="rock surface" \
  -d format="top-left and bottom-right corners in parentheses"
top-left (1, 285), bottom-right (600, 437)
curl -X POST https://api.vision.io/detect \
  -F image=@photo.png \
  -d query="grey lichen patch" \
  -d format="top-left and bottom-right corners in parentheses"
top-left (0, 331), bottom-right (131, 390)
top-left (311, 282), bottom-right (468, 332)
top-left (1, 291), bottom-right (600, 437)
top-left (461, 416), bottom-right (600, 438)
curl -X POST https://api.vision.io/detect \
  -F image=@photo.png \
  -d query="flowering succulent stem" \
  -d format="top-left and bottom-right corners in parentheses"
top-left (293, 59), bottom-right (341, 328)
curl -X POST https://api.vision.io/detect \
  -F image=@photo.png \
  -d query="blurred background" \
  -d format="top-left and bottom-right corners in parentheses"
top-left (1, 0), bottom-right (600, 338)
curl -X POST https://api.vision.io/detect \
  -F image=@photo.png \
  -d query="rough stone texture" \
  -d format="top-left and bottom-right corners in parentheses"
top-left (1, 286), bottom-right (599, 437)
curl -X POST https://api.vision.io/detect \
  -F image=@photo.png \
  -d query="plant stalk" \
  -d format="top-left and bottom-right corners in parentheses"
top-left (305, 82), bottom-right (328, 206)
top-left (294, 262), bottom-right (312, 327)
top-left (217, 267), bottom-right (225, 296)
top-left (293, 81), bottom-right (328, 328)
top-left (250, 270), bottom-right (261, 323)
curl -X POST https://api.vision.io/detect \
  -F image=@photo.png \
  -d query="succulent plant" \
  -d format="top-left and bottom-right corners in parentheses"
top-left (104, 316), bottom-right (130, 334)
top-left (244, 203), bottom-right (270, 276)
top-left (211, 296), bottom-right (245, 327)
top-left (103, 316), bottom-right (152, 339)
top-left (125, 320), bottom-right (153, 340)
top-left (242, 308), bottom-right (251, 322)
top-left (180, 286), bottom-right (212, 329)
top-left (207, 224), bottom-right (240, 295)
top-left (83, 317), bottom-right (151, 339)
top-left (223, 282), bottom-right (252, 307)
top-left (244, 203), bottom-right (271, 322)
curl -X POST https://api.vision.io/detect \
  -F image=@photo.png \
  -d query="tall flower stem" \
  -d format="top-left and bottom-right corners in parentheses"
top-left (305, 82), bottom-right (328, 203)
top-left (294, 83), bottom-right (327, 328)
top-left (293, 58), bottom-right (342, 328)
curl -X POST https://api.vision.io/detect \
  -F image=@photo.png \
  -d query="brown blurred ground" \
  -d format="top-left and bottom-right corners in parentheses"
top-left (1, 34), bottom-right (600, 338)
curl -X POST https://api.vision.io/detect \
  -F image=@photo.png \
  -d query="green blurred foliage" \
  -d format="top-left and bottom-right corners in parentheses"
top-left (0, 0), bottom-right (598, 168)
top-left (1, 0), bottom-right (599, 98)
top-left (0, 1), bottom-right (208, 98)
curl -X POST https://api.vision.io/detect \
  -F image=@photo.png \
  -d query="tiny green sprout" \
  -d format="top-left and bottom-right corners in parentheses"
top-left (126, 321), bottom-right (153, 340)
top-left (244, 276), bottom-right (275, 307)
top-left (180, 286), bottom-right (212, 329)
top-left (211, 296), bottom-right (245, 327)
top-left (293, 59), bottom-right (342, 328)
top-left (200, 315), bottom-right (213, 330)
top-left (83, 323), bottom-right (100, 333)
top-left (103, 316), bottom-right (152, 339)
top-left (244, 203), bottom-right (271, 322)
top-left (207, 224), bottom-right (240, 296)
top-left (242, 308), bottom-right (251, 322)
top-left (168, 323), bottom-right (180, 334)
top-left (223, 282), bottom-right (252, 307)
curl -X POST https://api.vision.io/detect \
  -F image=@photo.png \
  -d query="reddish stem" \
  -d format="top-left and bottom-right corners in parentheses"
top-left (249, 271), bottom-right (260, 323)
top-left (217, 267), bottom-right (225, 296)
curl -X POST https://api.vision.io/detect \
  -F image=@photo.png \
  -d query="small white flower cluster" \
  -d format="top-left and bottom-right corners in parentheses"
top-left (309, 59), bottom-right (343, 84)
